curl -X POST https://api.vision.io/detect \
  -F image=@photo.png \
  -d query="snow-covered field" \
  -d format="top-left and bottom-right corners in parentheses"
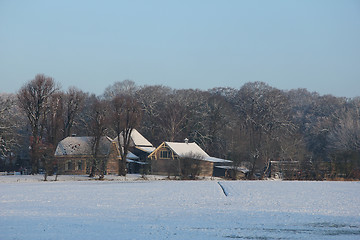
top-left (1, 175), bottom-right (359, 240)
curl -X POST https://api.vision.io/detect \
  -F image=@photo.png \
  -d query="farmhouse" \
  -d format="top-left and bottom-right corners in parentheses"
top-left (148, 139), bottom-right (232, 177)
top-left (54, 136), bottom-right (138, 175)
top-left (54, 129), bottom-right (155, 175)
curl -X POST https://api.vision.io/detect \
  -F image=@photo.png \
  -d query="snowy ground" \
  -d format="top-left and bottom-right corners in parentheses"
top-left (0, 175), bottom-right (359, 240)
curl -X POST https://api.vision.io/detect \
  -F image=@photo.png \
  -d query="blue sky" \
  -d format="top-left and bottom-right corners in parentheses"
top-left (1, 0), bottom-right (359, 97)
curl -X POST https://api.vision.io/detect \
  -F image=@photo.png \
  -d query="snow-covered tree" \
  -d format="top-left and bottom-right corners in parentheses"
top-left (0, 93), bottom-right (25, 169)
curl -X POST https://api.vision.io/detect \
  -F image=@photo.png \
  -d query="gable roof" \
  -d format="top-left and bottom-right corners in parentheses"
top-left (165, 142), bottom-right (209, 159)
top-left (114, 129), bottom-right (154, 147)
top-left (130, 129), bottom-right (153, 147)
top-left (54, 136), bottom-right (113, 156)
top-left (149, 141), bottom-right (232, 163)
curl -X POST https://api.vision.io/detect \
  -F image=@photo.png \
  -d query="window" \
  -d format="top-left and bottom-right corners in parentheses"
top-left (65, 161), bottom-right (73, 171)
top-left (160, 150), bottom-right (171, 159)
top-left (77, 161), bottom-right (82, 170)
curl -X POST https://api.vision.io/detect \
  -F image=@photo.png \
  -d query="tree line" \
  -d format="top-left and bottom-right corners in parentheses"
top-left (0, 74), bottom-right (359, 180)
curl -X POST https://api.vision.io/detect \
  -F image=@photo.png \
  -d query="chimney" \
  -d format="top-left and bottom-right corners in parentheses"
top-left (184, 138), bottom-right (189, 144)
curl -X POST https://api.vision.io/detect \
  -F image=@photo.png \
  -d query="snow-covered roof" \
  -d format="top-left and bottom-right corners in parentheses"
top-left (126, 159), bottom-right (147, 165)
top-left (55, 136), bottom-right (141, 160)
top-left (205, 156), bottom-right (233, 163)
top-left (160, 142), bottom-right (232, 163)
top-left (55, 136), bottom-right (112, 156)
top-left (126, 151), bottom-right (139, 160)
top-left (114, 129), bottom-right (153, 147)
top-left (165, 142), bottom-right (210, 159)
top-left (135, 146), bottom-right (156, 153)
top-left (214, 165), bottom-right (249, 173)
top-left (130, 129), bottom-right (153, 146)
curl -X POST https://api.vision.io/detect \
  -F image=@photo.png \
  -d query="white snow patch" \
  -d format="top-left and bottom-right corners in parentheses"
top-left (0, 177), bottom-right (359, 239)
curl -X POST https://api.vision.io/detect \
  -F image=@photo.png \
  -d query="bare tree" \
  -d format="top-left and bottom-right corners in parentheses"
top-left (42, 92), bottom-right (64, 179)
top-left (231, 82), bottom-right (298, 178)
top-left (136, 85), bottom-right (173, 145)
top-left (109, 95), bottom-right (142, 176)
top-left (63, 87), bottom-right (86, 138)
top-left (157, 93), bottom-right (189, 142)
top-left (178, 153), bottom-right (204, 180)
top-left (191, 92), bottom-right (233, 157)
top-left (103, 80), bottom-right (138, 100)
top-left (46, 93), bottom-right (64, 146)
top-left (88, 97), bottom-right (109, 178)
top-left (17, 74), bottom-right (59, 174)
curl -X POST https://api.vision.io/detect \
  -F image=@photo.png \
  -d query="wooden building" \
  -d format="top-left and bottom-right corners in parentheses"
top-left (148, 140), bottom-right (232, 177)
